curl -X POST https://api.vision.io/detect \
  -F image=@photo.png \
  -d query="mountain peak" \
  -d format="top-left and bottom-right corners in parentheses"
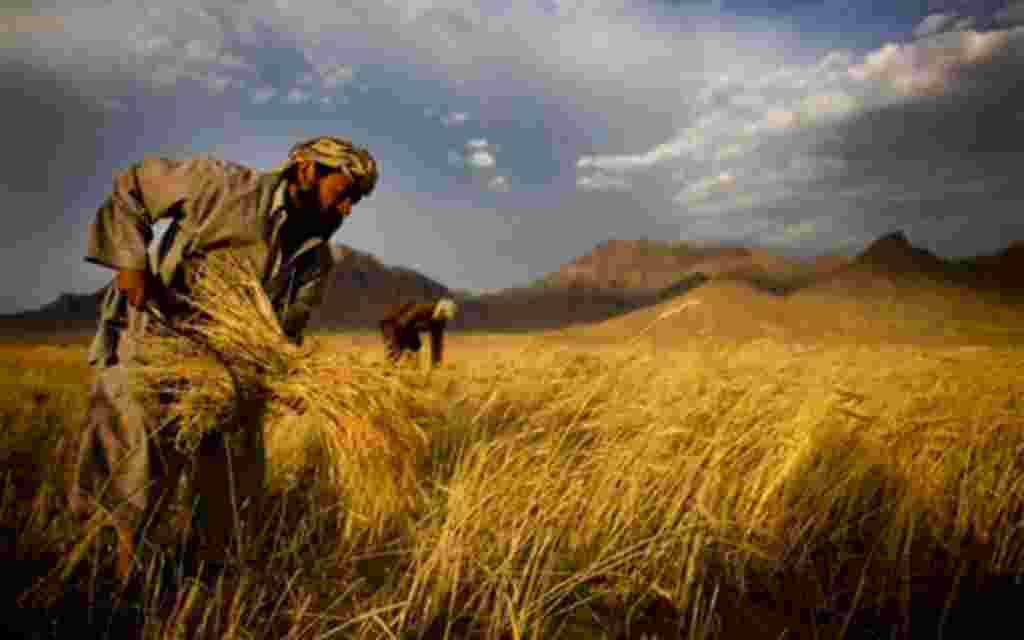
top-left (855, 230), bottom-right (945, 273)
top-left (867, 230), bottom-right (911, 251)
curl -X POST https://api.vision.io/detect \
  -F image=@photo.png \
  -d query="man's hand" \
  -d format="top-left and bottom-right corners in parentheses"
top-left (115, 269), bottom-right (162, 310)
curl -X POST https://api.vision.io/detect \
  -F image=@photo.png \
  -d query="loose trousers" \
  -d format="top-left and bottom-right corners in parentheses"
top-left (70, 364), bottom-right (265, 559)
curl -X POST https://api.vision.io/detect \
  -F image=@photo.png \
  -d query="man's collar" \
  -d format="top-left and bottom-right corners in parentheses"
top-left (268, 178), bottom-right (290, 233)
top-left (271, 177), bottom-right (289, 212)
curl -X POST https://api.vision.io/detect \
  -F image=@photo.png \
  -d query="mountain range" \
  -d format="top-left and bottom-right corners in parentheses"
top-left (3, 231), bottom-right (1023, 337)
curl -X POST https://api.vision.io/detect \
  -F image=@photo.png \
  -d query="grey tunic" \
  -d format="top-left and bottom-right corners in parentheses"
top-left (73, 154), bottom-right (336, 538)
top-left (86, 154), bottom-right (334, 366)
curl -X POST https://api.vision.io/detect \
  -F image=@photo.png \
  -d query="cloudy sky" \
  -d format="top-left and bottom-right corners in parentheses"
top-left (2, 0), bottom-right (1024, 312)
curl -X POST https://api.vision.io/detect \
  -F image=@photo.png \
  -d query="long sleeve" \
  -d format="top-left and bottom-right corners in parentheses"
top-left (86, 157), bottom-right (192, 271)
top-left (86, 155), bottom-right (274, 274)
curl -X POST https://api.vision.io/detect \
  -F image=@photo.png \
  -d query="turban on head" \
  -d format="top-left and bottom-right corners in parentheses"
top-left (283, 135), bottom-right (378, 199)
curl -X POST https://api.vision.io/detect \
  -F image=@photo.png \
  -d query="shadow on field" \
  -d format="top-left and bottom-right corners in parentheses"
top-left (5, 424), bottom-right (1024, 639)
top-left (3, 482), bottom-right (340, 640)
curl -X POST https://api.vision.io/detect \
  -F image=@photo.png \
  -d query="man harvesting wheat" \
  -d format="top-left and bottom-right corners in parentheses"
top-left (70, 136), bottom-right (378, 587)
top-left (380, 298), bottom-right (458, 367)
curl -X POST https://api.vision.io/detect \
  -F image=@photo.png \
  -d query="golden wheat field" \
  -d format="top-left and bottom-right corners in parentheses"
top-left (2, 276), bottom-right (1024, 639)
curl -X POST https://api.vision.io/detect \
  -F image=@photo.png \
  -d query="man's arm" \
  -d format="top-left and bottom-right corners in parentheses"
top-left (279, 246), bottom-right (334, 345)
top-left (87, 156), bottom-right (192, 273)
top-left (279, 276), bottom-right (325, 345)
top-left (87, 156), bottom-right (196, 308)
top-left (429, 322), bottom-right (445, 366)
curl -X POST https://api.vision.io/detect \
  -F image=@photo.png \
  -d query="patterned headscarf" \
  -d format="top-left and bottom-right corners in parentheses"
top-left (282, 136), bottom-right (379, 200)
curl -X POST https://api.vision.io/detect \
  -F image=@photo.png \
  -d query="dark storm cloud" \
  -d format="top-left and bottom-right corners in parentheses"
top-left (0, 58), bottom-right (111, 195)
top-left (993, 1), bottom-right (1024, 27)
top-left (0, 57), bottom-right (201, 311)
top-left (809, 37), bottom-right (1024, 254)
top-left (0, 59), bottom-right (125, 310)
top-left (919, 0), bottom-right (1024, 34)
top-left (824, 42), bottom-right (1024, 169)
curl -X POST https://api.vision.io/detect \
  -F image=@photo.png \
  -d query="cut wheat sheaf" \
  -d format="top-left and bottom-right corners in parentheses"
top-left (132, 253), bottom-right (434, 537)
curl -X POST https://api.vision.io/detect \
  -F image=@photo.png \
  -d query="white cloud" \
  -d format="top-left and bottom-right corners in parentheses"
top-left (762, 220), bottom-right (820, 246)
top-left (961, 29), bottom-right (1014, 64)
top-left (798, 91), bottom-right (861, 124)
top-left (783, 220), bottom-right (817, 239)
top-left (251, 86), bottom-right (276, 103)
top-left (467, 149), bottom-right (495, 169)
top-left (441, 111), bottom-right (469, 126)
top-left (848, 28), bottom-right (1019, 97)
top-left (577, 172), bottom-right (632, 191)
top-left (286, 87), bottom-right (312, 103)
top-left (913, 13), bottom-right (959, 39)
top-left (573, 14), bottom-right (1019, 213)
top-left (487, 175), bottom-right (510, 192)
top-left (12, 2), bottom-right (267, 101)
top-left (451, 139), bottom-right (499, 170)
top-left (577, 134), bottom-right (701, 172)
top-left (151, 64), bottom-right (183, 88)
top-left (763, 109), bottom-right (800, 131)
top-left (184, 38), bottom-right (218, 62)
top-left (715, 143), bottom-right (748, 161)
top-left (131, 34), bottom-right (172, 56)
top-left (674, 171), bottom-right (737, 205)
top-left (219, 52), bottom-right (247, 68)
top-left (837, 183), bottom-right (887, 200)
top-left (730, 93), bottom-right (767, 109)
top-left (149, 62), bottom-right (239, 95)
top-left (18, 0), bottom-right (1022, 241)
top-left (816, 50), bottom-right (852, 72)
top-left (685, 183), bottom-right (800, 217)
top-left (315, 62), bottom-right (354, 88)
top-left (954, 16), bottom-right (977, 31)
top-left (200, 72), bottom-right (234, 94)
top-left (101, 98), bottom-right (127, 111)
top-left (575, 43), bottom-right (866, 182)
top-left (253, 0), bottom-right (747, 120)
top-left (0, 14), bottom-right (66, 34)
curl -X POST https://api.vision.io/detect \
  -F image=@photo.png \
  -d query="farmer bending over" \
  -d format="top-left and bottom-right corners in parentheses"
top-left (70, 136), bottom-right (378, 586)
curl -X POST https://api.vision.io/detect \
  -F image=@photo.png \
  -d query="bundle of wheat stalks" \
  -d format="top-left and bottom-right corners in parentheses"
top-left (132, 252), bottom-right (433, 536)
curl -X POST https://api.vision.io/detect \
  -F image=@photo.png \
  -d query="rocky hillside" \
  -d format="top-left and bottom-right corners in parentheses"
top-left (446, 287), bottom-right (666, 332)
top-left (813, 231), bottom-right (1024, 298)
top-left (953, 241), bottom-right (1024, 291)
top-left (310, 245), bottom-right (450, 328)
top-left (539, 238), bottom-right (847, 295)
top-left (5, 234), bottom-right (1023, 337)
top-left (850, 231), bottom-right (947, 274)
top-left (0, 244), bottom-right (452, 333)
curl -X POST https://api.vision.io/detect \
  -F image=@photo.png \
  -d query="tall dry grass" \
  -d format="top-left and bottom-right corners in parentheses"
top-left (3, 259), bottom-right (1024, 639)
top-left (397, 338), bottom-right (1024, 638)
top-left (133, 253), bottom-right (437, 541)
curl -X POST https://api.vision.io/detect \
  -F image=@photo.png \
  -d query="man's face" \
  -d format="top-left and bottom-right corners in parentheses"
top-left (292, 160), bottom-right (363, 232)
top-left (316, 169), bottom-right (361, 227)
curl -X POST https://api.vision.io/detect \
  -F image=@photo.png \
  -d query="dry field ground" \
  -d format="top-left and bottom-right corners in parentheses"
top-left (2, 285), bottom-right (1024, 639)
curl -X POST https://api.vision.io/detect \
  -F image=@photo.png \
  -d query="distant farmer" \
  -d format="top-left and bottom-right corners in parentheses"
top-left (70, 136), bottom-right (378, 587)
top-left (379, 298), bottom-right (458, 367)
